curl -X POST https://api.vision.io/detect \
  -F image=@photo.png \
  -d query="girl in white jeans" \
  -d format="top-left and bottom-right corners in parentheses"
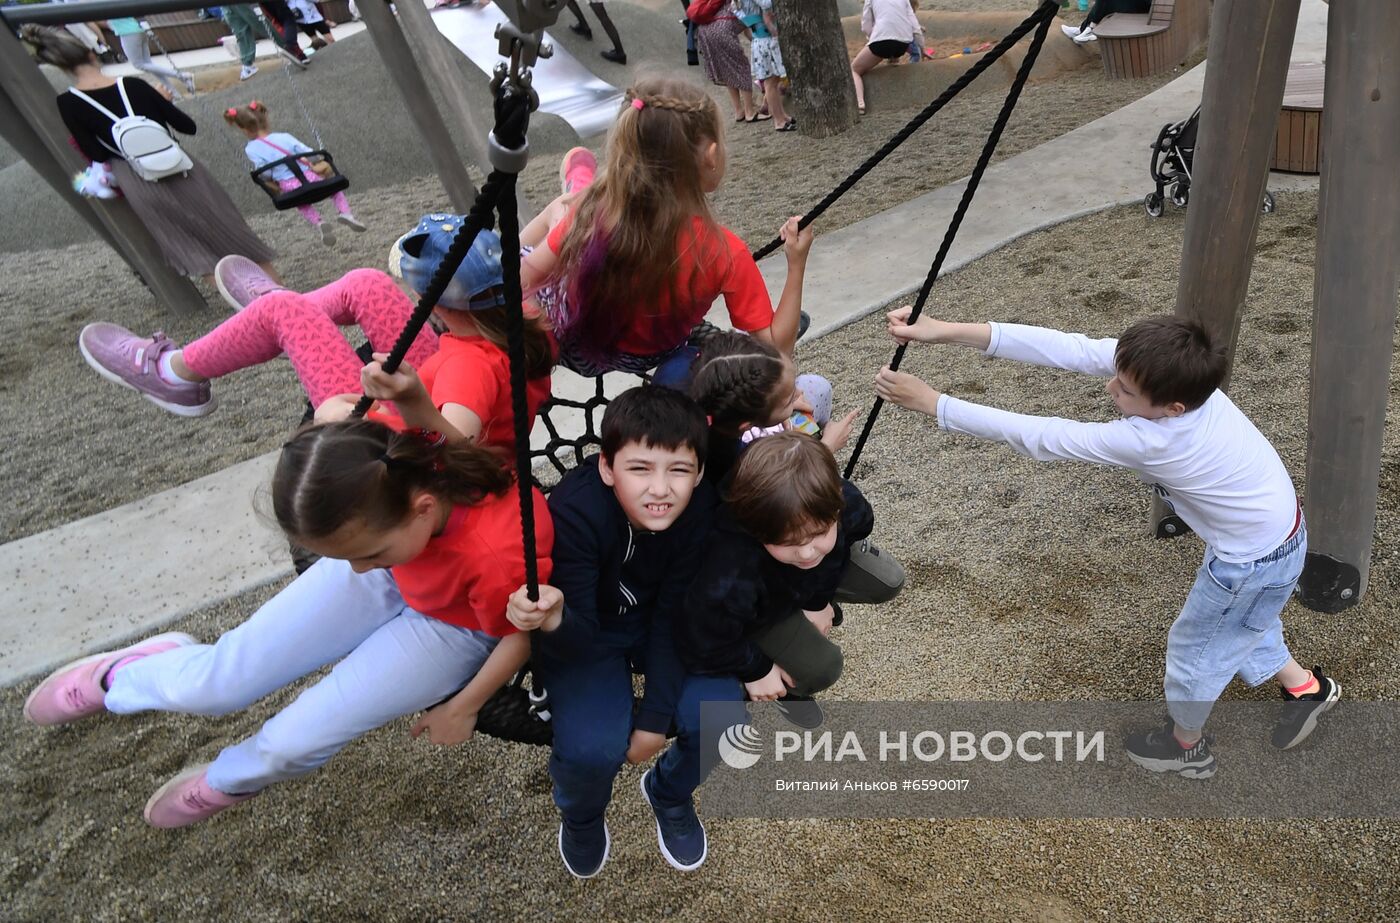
top-left (25, 419), bottom-right (554, 828)
top-left (106, 18), bottom-right (195, 98)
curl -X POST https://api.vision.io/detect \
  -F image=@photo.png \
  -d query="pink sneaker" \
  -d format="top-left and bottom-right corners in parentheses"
top-left (213, 254), bottom-right (284, 312)
top-left (144, 763), bottom-right (256, 828)
top-left (23, 631), bottom-right (198, 726)
top-left (79, 324), bottom-right (215, 417)
top-left (559, 146), bottom-right (597, 196)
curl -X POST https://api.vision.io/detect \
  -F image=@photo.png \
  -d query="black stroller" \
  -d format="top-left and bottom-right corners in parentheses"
top-left (1144, 106), bottom-right (1275, 217)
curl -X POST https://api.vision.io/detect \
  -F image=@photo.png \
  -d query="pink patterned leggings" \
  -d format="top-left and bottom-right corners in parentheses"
top-left (277, 177), bottom-right (352, 226)
top-left (181, 268), bottom-right (439, 407)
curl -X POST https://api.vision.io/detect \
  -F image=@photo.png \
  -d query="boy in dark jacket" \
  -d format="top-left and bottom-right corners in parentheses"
top-left (678, 433), bottom-right (882, 721)
top-left (507, 386), bottom-right (741, 879)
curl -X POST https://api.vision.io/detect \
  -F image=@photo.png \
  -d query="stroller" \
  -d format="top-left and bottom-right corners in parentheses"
top-left (1144, 106), bottom-right (1275, 217)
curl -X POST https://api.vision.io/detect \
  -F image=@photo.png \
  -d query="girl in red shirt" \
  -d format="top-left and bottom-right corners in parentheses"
top-left (519, 75), bottom-right (815, 377)
top-left (24, 419), bottom-right (553, 829)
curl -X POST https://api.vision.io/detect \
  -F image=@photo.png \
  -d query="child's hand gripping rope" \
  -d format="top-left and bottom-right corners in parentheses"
top-left (506, 584), bottom-right (565, 633)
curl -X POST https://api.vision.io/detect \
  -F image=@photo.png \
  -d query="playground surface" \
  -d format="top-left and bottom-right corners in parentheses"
top-left (4, 0), bottom-right (1396, 919)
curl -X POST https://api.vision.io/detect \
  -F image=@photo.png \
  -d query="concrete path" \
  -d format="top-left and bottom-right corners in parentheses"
top-left (0, 0), bottom-right (1329, 686)
top-left (101, 22), bottom-right (369, 78)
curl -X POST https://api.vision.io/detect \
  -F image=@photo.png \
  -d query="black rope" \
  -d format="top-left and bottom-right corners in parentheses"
top-left (496, 164), bottom-right (540, 601)
top-left (843, 1), bottom-right (1057, 480)
top-left (749, 0), bottom-right (1060, 263)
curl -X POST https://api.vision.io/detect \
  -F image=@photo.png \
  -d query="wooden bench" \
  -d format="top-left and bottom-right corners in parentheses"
top-left (1272, 62), bottom-right (1324, 174)
top-left (1095, 0), bottom-right (1208, 80)
top-left (146, 12), bottom-right (231, 54)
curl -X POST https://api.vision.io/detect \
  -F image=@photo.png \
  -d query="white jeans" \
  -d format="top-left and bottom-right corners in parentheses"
top-left (118, 34), bottom-right (186, 94)
top-left (105, 557), bottom-right (497, 794)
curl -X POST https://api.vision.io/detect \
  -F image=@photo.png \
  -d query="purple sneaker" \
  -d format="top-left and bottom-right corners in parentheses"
top-left (144, 763), bottom-right (257, 828)
top-left (79, 324), bottom-right (215, 417)
top-left (213, 254), bottom-right (284, 312)
top-left (23, 631), bottom-right (198, 726)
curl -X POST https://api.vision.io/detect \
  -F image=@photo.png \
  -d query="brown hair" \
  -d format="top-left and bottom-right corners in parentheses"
top-left (19, 24), bottom-right (94, 71)
top-left (1114, 315), bottom-right (1227, 410)
top-left (223, 100), bottom-right (272, 134)
top-left (452, 301), bottom-right (555, 380)
top-left (687, 331), bottom-right (789, 435)
top-left (725, 432), bottom-right (845, 545)
top-left (549, 76), bottom-right (727, 364)
top-left (272, 419), bottom-right (512, 541)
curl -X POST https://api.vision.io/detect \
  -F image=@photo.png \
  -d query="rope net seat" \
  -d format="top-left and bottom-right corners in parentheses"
top-left (290, 1), bottom-right (1058, 746)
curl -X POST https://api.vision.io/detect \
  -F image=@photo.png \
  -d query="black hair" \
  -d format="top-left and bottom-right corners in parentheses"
top-left (599, 385), bottom-right (709, 469)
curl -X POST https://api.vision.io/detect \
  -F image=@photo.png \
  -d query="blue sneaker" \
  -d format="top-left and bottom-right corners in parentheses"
top-left (558, 818), bottom-right (609, 879)
top-left (640, 768), bottom-right (707, 871)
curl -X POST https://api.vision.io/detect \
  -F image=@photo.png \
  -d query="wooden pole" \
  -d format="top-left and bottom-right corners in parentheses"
top-left (0, 26), bottom-right (204, 312)
top-left (1296, 1), bottom-right (1400, 612)
top-left (357, 0), bottom-right (479, 214)
top-left (1150, 0), bottom-right (1301, 538)
top-left (392, 0), bottom-right (489, 183)
top-left (0, 83), bottom-right (124, 255)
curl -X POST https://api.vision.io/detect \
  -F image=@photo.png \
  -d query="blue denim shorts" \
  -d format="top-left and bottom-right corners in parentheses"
top-left (1164, 521), bottom-right (1307, 730)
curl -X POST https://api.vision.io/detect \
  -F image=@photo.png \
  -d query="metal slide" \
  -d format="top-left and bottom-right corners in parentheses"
top-left (430, 4), bottom-right (622, 138)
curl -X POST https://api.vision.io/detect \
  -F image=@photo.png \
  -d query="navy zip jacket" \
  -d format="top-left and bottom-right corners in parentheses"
top-left (678, 479), bottom-right (874, 683)
top-left (534, 456), bottom-right (718, 733)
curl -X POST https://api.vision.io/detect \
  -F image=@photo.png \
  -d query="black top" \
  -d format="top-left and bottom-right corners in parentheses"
top-left (678, 479), bottom-right (875, 683)
top-left (535, 455), bottom-right (719, 734)
top-left (57, 77), bottom-right (197, 163)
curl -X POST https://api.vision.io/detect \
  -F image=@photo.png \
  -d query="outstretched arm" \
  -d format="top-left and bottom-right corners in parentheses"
top-left (887, 308), bottom-right (1118, 377)
top-left (410, 631), bottom-right (531, 746)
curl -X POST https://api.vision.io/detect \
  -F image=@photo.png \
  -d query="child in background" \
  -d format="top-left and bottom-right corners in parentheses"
top-left (875, 309), bottom-right (1340, 777)
top-left (24, 419), bottom-right (553, 828)
top-left (288, 0), bottom-right (335, 49)
top-left (224, 100), bottom-right (362, 246)
top-left (506, 386), bottom-right (743, 878)
top-left (520, 76), bottom-right (814, 377)
top-left (105, 17), bottom-right (195, 98)
top-left (678, 433), bottom-right (886, 727)
top-left (79, 217), bottom-right (552, 455)
top-left (735, 0), bottom-right (795, 131)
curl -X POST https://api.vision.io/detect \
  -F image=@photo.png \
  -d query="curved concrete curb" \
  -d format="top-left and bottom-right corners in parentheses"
top-left (0, 0), bottom-right (1328, 687)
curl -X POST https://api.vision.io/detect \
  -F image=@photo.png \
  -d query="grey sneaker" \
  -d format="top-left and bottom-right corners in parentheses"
top-left (319, 222), bottom-right (337, 246)
top-left (336, 213), bottom-right (367, 232)
top-left (78, 324), bottom-right (214, 417)
top-left (213, 254), bottom-right (284, 312)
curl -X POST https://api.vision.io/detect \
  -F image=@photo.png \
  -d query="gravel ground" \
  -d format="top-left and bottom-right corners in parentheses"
top-left (4, 191), bottom-right (1399, 921)
top-left (0, 0), bottom-right (1192, 543)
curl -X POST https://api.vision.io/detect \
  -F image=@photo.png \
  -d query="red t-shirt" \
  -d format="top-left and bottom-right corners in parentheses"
top-left (545, 212), bottom-right (774, 355)
top-left (391, 488), bottom-right (554, 636)
top-left (370, 334), bottom-right (552, 454)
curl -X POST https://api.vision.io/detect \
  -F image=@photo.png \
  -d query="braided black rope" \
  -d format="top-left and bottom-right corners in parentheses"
top-left (750, 0), bottom-right (1060, 263)
top-left (843, 1), bottom-right (1056, 480)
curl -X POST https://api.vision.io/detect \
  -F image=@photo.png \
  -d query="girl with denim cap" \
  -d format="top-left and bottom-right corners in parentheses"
top-left (78, 216), bottom-right (553, 453)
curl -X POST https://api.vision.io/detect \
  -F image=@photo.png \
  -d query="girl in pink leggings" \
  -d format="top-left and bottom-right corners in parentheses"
top-left (78, 215), bottom-right (555, 452)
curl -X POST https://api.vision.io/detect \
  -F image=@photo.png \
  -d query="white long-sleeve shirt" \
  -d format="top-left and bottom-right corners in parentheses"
top-left (862, 0), bottom-right (923, 43)
top-left (934, 322), bottom-right (1298, 562)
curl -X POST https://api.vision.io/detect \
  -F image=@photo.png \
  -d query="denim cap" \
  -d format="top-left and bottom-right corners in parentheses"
top-left (389, 214), bottom-right (506, 311)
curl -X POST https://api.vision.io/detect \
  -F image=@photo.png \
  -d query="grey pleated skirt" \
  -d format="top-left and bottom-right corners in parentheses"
top-left (110, 157), bottom-right (275, 277)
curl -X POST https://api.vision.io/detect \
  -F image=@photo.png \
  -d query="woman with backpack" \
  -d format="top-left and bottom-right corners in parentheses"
top-left (687, 0), bottom-right (757, 123)
top-left (22, 25), bottom-right (277, 285)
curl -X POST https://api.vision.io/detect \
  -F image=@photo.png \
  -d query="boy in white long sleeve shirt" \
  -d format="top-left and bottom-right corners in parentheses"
top-left (875, 309), bottom-right (1340, 779)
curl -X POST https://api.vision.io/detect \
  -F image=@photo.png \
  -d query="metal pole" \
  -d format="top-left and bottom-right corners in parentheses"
top-left (356, 0), bottom-right (479, 215)
top-left (1297, 0), bottom-right (1400, 612)
top-left (0, 24), bottom-right (204, 312)
top-left (1150, 0), bottom-right (1301, 538)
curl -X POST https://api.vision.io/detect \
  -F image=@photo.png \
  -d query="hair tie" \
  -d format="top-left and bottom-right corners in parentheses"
top-left (631, 97), bottom-right (645, 111)
top-left (226, 107), bottom-right (237, 117)
top-left (249, 101), bottom-right (258, 111)
top-left (408, 428), bottom-right (448, 449)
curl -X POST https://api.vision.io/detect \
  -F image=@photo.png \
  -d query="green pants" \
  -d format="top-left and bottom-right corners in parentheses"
top-left (222, 4), bottom-right (266, 66)
top-left (753, 611), bottom-right (843, 698)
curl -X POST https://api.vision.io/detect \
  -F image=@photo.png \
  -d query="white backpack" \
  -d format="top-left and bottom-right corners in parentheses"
top-left (68, 79), bottom-right (193, 182)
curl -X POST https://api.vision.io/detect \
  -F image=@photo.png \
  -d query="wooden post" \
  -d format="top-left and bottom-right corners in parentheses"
top-left (392, 0), bottom-right (489, 180)
top-left (1296, 1), bottom-right (1400, 612)
top-left (0, 25), bottom-right (204, 312)
top-left (357, 0), bottom-right (479, 214)
top-left (772, 0), bottom-right (857, 138)
top-left (1150, 0), bottom-right (1301, 538)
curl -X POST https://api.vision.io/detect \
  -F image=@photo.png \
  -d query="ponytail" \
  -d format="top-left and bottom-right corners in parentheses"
top-left (272, 419), bottom-right (513, 540)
